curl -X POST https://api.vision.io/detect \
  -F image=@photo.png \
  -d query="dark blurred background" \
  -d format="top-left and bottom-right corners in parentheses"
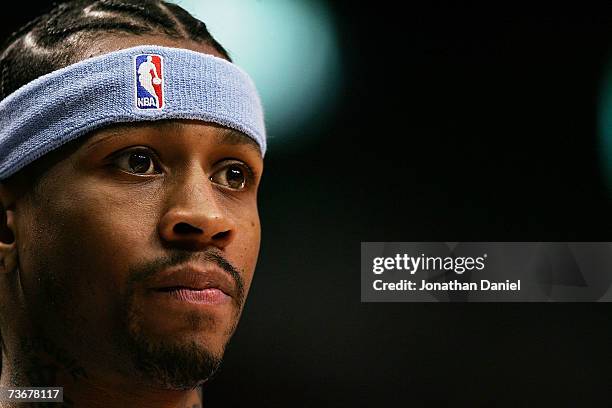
top-left (5, 1), bottom-right (612, 406)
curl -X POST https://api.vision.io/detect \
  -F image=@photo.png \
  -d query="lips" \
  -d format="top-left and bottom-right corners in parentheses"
top-left (160, 287), bottom-right (230, 304)
top-left (147, 264), bottom-right (237, 305)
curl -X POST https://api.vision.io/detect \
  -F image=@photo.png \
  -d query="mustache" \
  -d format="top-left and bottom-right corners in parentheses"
top-left (127, 250), bottom-right (245, 306)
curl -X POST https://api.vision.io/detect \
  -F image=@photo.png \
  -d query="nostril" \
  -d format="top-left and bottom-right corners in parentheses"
top-left (173, 222), bottom-right (202, 235)
top-left (212, 230), bottom-right (231, 241)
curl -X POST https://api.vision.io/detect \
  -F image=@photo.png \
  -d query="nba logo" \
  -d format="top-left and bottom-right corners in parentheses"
top-left (134, 54), bottom-right (164, 109)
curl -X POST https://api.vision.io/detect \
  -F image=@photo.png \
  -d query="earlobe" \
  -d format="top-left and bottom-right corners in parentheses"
top-left (0, 184), bottom-right (18, 275)
top-left (0, 245), bottom-right (18, 275)
top-left (0, 209), bottom-right (18, 275)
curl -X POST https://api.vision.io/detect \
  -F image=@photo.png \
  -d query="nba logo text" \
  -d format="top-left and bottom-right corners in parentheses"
top-left (134, 54), bottom-right (164, 109)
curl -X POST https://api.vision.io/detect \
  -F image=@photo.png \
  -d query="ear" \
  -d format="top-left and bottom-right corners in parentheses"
top-left (0, 184), bottom-right (18, 275)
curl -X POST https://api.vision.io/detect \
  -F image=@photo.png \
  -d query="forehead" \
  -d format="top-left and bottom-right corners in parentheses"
top-left (86, 120), bottom-right (262, 153)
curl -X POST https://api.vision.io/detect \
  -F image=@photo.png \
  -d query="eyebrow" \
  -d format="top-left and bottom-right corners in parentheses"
top-left (83, 121), bottom-right (262, 155)
top-left (217, 127), bottom-right (262, 154)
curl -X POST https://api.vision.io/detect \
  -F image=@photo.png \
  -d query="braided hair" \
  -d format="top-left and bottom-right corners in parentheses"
top-left (0, 0), bottom-right (230, 378)
top-left (0, 0), bottom-right (231, 101)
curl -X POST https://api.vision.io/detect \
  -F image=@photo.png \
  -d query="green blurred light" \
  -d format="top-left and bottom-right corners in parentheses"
top-left (599, 61), bottom-right (612, 190)
top-left (170, 0), bottom-right (341, 150)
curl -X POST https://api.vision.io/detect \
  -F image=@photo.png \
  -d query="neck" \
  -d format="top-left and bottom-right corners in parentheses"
top-left (1, 339), bottom-right (203, 408)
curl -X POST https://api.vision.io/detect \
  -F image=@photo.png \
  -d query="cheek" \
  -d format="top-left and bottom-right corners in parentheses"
top-left (229, 207), bottom-right (261, 293)
top-left (17, 183), bottom-right (160, 317)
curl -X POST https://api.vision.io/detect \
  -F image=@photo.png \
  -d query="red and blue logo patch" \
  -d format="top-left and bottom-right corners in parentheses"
top-left (134, 54), bottom-right (164, 109)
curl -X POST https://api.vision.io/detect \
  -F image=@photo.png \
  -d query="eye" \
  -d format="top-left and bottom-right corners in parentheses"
top-left (112, 148), bottom-right (159, 175)
top-left (210, 163), bottom-right (250, 190)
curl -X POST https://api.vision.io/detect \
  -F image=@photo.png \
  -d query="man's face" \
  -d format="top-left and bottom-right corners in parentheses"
top-left (8, 119), bottom-right (263, 388)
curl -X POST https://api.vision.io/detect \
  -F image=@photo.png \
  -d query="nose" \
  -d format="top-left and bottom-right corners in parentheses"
top-left (158, 169), bottom-right (235, 251)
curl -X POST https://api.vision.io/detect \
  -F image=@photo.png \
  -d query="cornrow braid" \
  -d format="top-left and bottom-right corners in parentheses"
top-left (0, 0), bottom-right (231, 101)
top-left (97, 0), bottom-right (179, 28)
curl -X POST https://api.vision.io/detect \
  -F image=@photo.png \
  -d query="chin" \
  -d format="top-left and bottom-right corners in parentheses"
top-left (127, 327), bottom-right (226, 389)
top-left (121, 299), bottom-right (235, 389)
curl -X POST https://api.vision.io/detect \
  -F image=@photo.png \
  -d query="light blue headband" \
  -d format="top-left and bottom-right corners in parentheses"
top-left (0, 45), bottom-right (266, 180)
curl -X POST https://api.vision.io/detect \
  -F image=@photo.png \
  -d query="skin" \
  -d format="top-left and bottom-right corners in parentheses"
top-left (0, 34), bottom-right (263, 408)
